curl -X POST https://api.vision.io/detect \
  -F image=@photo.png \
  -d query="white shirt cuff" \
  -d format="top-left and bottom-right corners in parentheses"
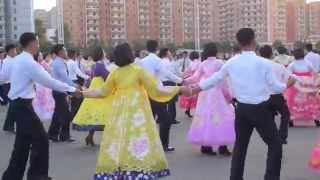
top-left (199, 81), bottom-right (210, 90)
top-left (68, 86), bottom-right (76, 93)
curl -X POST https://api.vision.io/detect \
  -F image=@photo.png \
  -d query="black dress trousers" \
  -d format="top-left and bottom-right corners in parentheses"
top-left (2, 98), bottom-right (49, 180)
top-left (48, 91), bottom-right (72, 141)
top-left (230, 100), bottom-right (282, 180)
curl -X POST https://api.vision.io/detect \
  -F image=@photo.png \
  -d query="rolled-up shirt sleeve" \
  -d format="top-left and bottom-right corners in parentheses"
top-left (54, 61), bottom-right (77, 87)
top-left (28, 61), bottom-right (76, 93)
top-left (73, 62), bottom-right (89, 80)
top-left (0, 70), bottom-right (9, 83)
top-left (158, 62), bottom-right (182, 84)
top-left (266, 65), bottom-right (286, 93)
top-left (199, 64), bottom-right (229, 90)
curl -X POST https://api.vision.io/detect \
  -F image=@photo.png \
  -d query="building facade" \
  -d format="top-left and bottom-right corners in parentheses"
top-left (62, 0), bottom-right (320, 48)
top-left (287, 0), bottom-right (308, 43)
top-left (307, 1), bottom-right (320, 43)
top-left (0, 0), bottom-right (34, 46)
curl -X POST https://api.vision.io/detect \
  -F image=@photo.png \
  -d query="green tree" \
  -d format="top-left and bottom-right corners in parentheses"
top-left (35, 19), bottom-right (52, 52)
top-left (84, 39), bottom-right (102, 57)
top-left (294, 41), bottom-right (306, 49)
top-left (220, 41), bottom-right (232, 53)
top-left (64, 24), bottom-right (72, 48)
top-left (132, 40), bottom-right (147, 51)
top-left (181, 41), bottom-right (195, 49)
top-left (165, 43), bottom-right (177, 53)
top-left (273, 40), bottom-right (284, 49)
top-left (315, 41), bottom-right (320, 53)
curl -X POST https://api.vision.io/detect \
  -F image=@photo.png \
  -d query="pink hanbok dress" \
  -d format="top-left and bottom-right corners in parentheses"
top-left (285, 60), bottom-right (320, 122)
top-left (184, 57), bottom-right (235, 146)
top-left (310, 138), bottom-right (320, 172)
top-left (179, 59), bottom-right (201, 109)
top-left (32, 61), bottom-right (55, 122)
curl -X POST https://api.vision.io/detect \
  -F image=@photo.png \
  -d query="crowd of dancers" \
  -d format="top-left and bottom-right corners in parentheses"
top-left (0, 28), bottom-right (320, 180)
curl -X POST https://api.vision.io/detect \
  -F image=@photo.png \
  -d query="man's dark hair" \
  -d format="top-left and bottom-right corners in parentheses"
top-left (277, 46), bottom-right (287, 55)
top-left (259, 45), bottom-right (273, 59)
top-left (306, 43), bottom-right (313, 52)
top-left (19, 32), bottom-right (37, 48)
top-left (158, 48), bottom-right (169, 59)
top-left (51, 44), bottom-right (65, 55)
top-left (146, 40), bottom-right (158, 53)
top-left (189, 51), bottom-right (199, 60)
top-left (233, 45), bottom-right (241, 54)
top-left (114, 43), bottom-right (134, 67)
top-left (292, 48), bottom-right (305, 60)
top-left (236, 28), bottom-right (255, 47)
top-left (67, 49), bottom-right (77, 59)
top-left (135, 50), bottom-right (141, 58)
top-left (91, 47), bottom-right (104, 62)
top-left (202, 42), bottom-right (218, 60)
top-left (5, 44), bottom-right (16, 53)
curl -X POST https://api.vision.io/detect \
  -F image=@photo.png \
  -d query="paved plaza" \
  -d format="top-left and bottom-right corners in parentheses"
top-left (0, 106), bottom-right (319, 180)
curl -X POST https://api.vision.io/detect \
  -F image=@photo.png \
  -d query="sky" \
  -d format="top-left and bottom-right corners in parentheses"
top-left (33, 0), bottom-right (319, 11)
top-left (34, 0), bottom-right (56, 11)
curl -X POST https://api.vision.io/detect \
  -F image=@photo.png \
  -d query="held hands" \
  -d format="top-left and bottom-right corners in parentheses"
top-left (287, 76), bottom-right (296, 88)
top-left (70, 87), bottom-right (83, 98)
top-left (180, 85), bottom-right (202, 96)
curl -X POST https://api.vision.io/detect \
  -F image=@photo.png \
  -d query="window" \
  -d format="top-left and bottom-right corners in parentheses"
top-left (14, 26), bottom-right (17, 30)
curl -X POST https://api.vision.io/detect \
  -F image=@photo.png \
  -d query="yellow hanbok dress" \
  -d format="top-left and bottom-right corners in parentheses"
top-left (73, 63), bottom-right (118, 131)
top-left (93, 64), bottom-right (180, 180)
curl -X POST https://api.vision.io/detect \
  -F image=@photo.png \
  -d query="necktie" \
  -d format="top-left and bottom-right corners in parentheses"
top-left (64, 61), bottom-right (69, 75)
top-left (182, 59), bottom-right (186, 72)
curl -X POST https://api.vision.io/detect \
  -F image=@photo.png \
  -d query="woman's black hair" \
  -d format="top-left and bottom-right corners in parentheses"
top-left (202, 42), bottom-right (218, 60)
top-left (91, 47), bottom-right (104, 62)
top-left (114, 43), bottom-right (134, 67)
top-left (189, 51), bottom-right (199, 61)
top-left (158, 48), bottom-right (169, 58)
top-left (292, 48), bottom-right (305, 60)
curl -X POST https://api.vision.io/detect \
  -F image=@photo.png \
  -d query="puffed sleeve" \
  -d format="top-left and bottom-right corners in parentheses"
top-left (139, 67), bottom-right (180, 103)
top-left (100, 71), bottom-right (116, 97)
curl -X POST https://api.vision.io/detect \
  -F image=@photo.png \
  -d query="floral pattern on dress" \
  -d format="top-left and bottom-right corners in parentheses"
top-left (107, 143), bottom-right (118, 161)
top-left (133, 110), bottom-right (146, 127)
top-left (129, 135), bottom-right (150, 160)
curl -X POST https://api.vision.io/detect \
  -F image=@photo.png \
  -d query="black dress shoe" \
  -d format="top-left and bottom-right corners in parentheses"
top-left (49, 137), bottom-right (60, 142)
top-left (281, 138), bottom-right (288, 145)
top-left (164, 147), bottom-right (175, 152)
top-left (315, 120), bottom-right (320, 127)
top-left (289, 121), bottom-right (294, 127)
top-left (201, 146), bottom-right (217, 156)
top-left (218, 146), bottom-right (232, 156)
top-left (28, 176), bottom-right (53, 180)
top-left (61, 138), bottom-right (76, 143)
top-left (185, 109), bottom-right (193, 118)
top-left (172, 120), bottom-right (181, 124)
top-left (3, 129), bottom-right (15, 134)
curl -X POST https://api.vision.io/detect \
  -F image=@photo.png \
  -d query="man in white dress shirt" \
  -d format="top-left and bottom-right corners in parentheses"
top-left (49, 44), bottom-right (78, 143)
top-left (259, 45), bottom-right (291, 145)
top-left (139, 40), bottom-right (182, 152)
top-left (0, 44), bottom-right (17, 106)
top-left (175, 51), bottom-right (191, 77)
top-left (188, 28), bottom-right (295, 180)
top-left (1, 44), bottom-right (17, 133)
top-left (66, 49), bottom-right (89, 119)
top-left (159, 48), bottom-right (181, 125)
top-left (305, 43), bottom-right (320, 73)
top-left (1, 33), bottom-right (77, 180)
top-left (67, 49), bottom-right (89, 85)
top-left (273, 46), bottom-right (293, 67)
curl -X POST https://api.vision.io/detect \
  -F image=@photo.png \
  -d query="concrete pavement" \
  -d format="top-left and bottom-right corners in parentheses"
top-left (0, 106), bottom-right (320, 180)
